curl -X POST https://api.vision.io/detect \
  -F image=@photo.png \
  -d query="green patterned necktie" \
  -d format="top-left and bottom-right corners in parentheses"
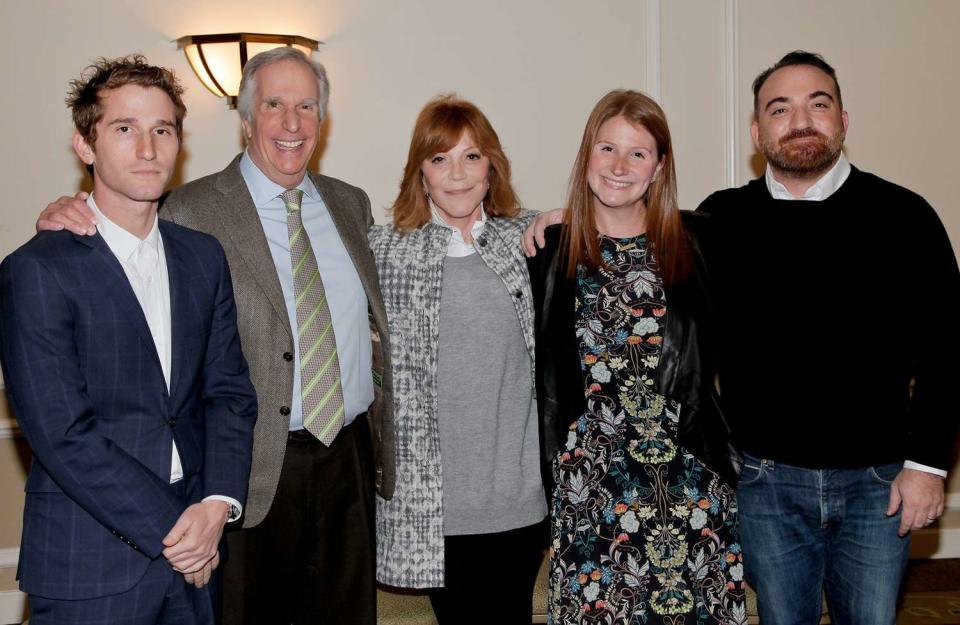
top-left (282, 188), bottom-right (344, 445)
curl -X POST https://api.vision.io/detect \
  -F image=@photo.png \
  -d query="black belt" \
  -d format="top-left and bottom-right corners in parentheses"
top-left (288, 412), bottom-right (367, 442)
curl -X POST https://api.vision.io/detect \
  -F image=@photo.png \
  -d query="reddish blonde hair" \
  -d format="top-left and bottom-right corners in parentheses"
top-left (391, 95), bottom-right (520, 230)
top-left (561, 89), bottom-right (690, 285)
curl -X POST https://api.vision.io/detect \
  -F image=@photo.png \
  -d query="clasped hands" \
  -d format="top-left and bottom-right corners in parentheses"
top-left (162, 500), bottom-right (231, 589)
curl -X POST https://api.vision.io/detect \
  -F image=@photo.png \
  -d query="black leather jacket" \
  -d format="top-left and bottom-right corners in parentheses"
top-left (528, 216), bottom-right (741, 492)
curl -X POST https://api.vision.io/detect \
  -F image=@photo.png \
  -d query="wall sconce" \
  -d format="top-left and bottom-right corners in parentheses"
top-left (176, 33), bottom-right (320, 108)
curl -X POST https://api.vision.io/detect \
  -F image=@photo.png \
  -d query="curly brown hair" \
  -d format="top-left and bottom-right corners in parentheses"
top-left (66, 54), bottom-right (186, 146)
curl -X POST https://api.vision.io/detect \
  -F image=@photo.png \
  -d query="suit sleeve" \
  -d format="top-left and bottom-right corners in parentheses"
top-left (0, 252), bottom-right (183, 559)
top-left (199, 243), bottom-right (257, 504)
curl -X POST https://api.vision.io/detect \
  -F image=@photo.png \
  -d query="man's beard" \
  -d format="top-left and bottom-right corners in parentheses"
top-left (761, 127), bottom-right (845, 177)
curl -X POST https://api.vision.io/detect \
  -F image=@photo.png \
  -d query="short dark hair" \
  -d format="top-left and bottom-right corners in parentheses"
top-left (66, 54), bottom-right (187, 146)
top-left (752, 50), bottom-right (842, 113)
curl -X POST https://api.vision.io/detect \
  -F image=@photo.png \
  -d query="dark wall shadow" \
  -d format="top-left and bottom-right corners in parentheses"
top-left (70, 144), bottom-right (92, 195)
top-left (749, 152), bottom-right (766, 179)
top-left (311, 111), bottom-right (332, 174)
top-left (168, 137), bottom-right (191, 191)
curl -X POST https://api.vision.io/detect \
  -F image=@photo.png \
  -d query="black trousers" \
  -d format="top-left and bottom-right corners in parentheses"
top-left (427, 517), bottom-right (548, 625)
top-left (221, 417), bottom-right (376, 625)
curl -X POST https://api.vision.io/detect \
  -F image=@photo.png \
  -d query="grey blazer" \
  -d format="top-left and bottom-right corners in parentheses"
top-left (162, 155), bottom-right (395, 527)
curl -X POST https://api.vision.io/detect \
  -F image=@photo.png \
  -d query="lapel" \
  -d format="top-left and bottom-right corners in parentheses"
top-left (74, 231), bottom-right (168, 396)
top-left (159, 221), bottom-right (187, 402)
top-left (213, 156), bottom-right (292, 339)
top-left (310, 172), bottom-right (376, 302)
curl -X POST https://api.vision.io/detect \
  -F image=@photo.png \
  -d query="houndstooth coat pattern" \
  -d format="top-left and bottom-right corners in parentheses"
top-left (369, 212), bottom-right (537, 588)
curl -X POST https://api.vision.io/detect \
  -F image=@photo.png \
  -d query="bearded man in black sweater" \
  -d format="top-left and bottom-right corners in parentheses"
top-left (695, 51), bottom-right (960, 625)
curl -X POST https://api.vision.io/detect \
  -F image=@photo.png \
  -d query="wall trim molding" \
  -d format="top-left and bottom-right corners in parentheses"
top-left (0, 548), bottom-right (18, 568)
top-left (0, 547), bottom-right (24, 625)
top-left (0, 589), bottom-right (25, 625)
top-left (0, 419), bottom-right (20, 439)
top-left (721, 0), bottom-right (739, 188)
top-left (643, 0), bottom-right (662, 101)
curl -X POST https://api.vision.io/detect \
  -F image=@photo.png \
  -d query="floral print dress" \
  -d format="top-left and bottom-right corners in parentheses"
top-left (548, 235), bottom-right (746, 625)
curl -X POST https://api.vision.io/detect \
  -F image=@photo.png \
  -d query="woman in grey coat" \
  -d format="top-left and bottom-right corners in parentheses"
top-left (370, 95), bottom-right (547, 625)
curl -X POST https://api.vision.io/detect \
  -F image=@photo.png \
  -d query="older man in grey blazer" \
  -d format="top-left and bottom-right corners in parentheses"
top-left (38, 47), bottom-right (394, 625)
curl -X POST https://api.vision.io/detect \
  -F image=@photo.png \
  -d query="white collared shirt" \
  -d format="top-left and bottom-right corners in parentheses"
top-left (431, 203), bottom-right (488, 258)
top-left (762, 159), bottom-right (945, 479)
top-left (88, 195), bottom-right (178, 480)
top-left (765, 154), bottom-right (851, 201)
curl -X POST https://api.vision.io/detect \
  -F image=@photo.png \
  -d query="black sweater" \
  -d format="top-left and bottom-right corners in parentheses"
top-left (696, 167), bottom-right (960, 470)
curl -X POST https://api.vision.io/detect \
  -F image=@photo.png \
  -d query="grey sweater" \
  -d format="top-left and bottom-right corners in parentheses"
top-left (437, 254), bottom-right (546, 536)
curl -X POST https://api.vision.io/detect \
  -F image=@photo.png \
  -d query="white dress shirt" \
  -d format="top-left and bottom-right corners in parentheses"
top-left (762, 157), bottom-right (945, 478)
top-left (88, 195), bottom-right (243, 516)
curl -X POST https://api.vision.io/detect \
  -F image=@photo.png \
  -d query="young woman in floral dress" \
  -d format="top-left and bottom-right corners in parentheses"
top-left (528, 90), bottom-right (746, 625)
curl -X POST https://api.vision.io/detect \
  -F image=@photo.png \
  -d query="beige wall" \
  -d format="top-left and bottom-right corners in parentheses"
top-left (1, 0), bottom-right (959, 551)
top-left (0, 0), bottom-right (654, 255)
top-left (0, 413), bottom-right (27, 548)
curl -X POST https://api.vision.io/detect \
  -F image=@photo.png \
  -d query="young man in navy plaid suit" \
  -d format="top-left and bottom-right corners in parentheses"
top-left (0, 56), bottom-right (257, 624)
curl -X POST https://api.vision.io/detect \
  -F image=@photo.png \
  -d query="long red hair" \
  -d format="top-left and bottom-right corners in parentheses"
top-left (391, 95), bottom-right (519, 230)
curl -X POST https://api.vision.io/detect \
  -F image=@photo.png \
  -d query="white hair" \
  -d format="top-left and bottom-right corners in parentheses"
top-left (236, 47), bottom-right (329, 122)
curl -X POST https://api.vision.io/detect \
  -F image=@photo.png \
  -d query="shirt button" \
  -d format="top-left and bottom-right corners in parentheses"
top-left (477, 237), bottom-right (487, 247)
top-left (167, 418), bottom-right (176, 427)
top-left (283, 352), bottom-right (293, 362)
top-left (514, 290), bottom-right (523, 299)
top-left (280, 406), bottom-right (291, 416)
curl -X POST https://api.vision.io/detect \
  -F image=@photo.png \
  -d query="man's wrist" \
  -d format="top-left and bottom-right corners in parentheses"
top-left (903, 460), bottom-right (948, 479)
top-left (202, 495), bottom-right (242, 522)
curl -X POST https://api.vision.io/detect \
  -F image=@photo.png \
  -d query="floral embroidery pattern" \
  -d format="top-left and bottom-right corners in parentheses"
top-left (548, 235), bottom-right (746, 625)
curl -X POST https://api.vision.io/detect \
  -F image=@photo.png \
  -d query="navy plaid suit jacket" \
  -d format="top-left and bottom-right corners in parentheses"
top-left (0, 220), bottom-right (257, 601)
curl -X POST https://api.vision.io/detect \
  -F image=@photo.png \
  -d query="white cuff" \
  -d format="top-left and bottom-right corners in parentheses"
top-left (202, 495), bottom-right (243, 522)
top-left (903, 460), bottom-right (948, 479)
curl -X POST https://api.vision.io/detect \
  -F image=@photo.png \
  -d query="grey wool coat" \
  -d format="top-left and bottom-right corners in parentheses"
top-left (369, 212), bottom-right (537, 588)
top-left (161, 155), bottom-right (395, 527)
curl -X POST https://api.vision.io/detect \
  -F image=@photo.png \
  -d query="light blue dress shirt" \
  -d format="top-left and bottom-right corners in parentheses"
top-left (240, 152), bottom-right (373, 431)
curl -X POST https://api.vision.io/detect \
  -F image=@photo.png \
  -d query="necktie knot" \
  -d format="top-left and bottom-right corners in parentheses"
top-left (281, 188), bottom-right (304, 212)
